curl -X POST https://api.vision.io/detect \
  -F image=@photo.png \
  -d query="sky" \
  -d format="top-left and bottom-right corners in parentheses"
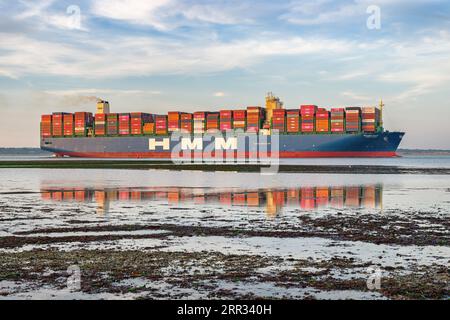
top-left (0, 0), bottom-right (450, 148)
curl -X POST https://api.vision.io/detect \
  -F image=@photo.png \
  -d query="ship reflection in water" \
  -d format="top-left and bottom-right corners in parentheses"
top-left (41, 184), bottom-right (383, 217)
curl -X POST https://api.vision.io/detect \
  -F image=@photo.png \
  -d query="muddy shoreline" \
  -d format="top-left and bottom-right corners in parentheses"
top-left (1, 248), bottom-right (448, 300)
top-left (1, 208), bottom-right (448, 299)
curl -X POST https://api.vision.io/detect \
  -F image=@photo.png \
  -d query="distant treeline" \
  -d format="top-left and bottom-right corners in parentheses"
top-left (398, 149), bottom-right (450, 156)
top-left (0, 148), bottom-right (51, 155)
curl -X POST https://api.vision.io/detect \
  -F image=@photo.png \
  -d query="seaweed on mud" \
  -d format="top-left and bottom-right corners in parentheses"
top-left (0, 249), bottom-right (448, 299)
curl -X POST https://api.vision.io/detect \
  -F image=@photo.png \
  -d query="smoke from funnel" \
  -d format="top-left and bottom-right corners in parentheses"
top-left (60, 95), bottom-right (103, 107)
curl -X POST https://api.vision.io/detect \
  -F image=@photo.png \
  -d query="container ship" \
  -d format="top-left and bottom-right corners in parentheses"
top-left (40, 93), bottom-right (404, 158)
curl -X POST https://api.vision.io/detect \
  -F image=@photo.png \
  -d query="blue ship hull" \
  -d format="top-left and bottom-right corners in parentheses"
top-left (41, 131), bottom-right (405, 158)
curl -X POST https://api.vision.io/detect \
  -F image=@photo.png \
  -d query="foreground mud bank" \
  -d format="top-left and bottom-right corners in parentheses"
top-left (0, 210), bottom-right (448, 299)
top-left (1, 248), bottom-right (448, 300)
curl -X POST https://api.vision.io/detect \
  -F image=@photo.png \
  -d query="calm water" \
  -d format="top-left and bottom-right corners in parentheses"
top-left (0, 169), bottom-right (449, 214)
top-left (2, 154), bottom-right (450, 168)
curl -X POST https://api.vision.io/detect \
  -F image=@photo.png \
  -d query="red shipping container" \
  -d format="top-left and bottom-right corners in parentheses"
top-left (233, 110), bottom-right (246, 119)
top-left (220, 110), bottom-right (232, 118)
top-left (181, 113), bottom-right (193, 120)
top-left (194, 112), bottom-right (207, 119)
top-left (301, 105), bottom-right (317, 115)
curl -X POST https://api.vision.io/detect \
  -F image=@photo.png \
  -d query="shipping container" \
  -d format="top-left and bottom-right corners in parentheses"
top-left (74, 112), bottom-right (93, 136)
top-left (301, 105), bottom-right (317, 116)
top-left (206, 112), bottom-right (220, 132)
top-left (63, 114), bottom-right (74, 136)
top-left (130, 112), bottom-right (153, 135)
top-left (361, 107), bottom-right (380, 133)
top-left (345, 107), bottom-right (361, 133)
top-left (94, 113), bottom-right (106, 136)
top-left (155, 115), bottom-right (168, 135)
top-left (41, 114), bottom-right (52, 138)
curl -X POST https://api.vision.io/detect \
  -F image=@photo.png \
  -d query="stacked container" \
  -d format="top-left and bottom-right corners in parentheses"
top-left (233, 110), bottom-right (246, 130)
top-left (193, 112), bottom-right (206, 134)
top-left (94, 114), bottom-right (106, 136)
top-left (74, 112), bottom-right (93, 137)
top-left (168, 112), bottom-right (181, 132)
top-left (131, 113), bottom-right (153, 135)
top-left (106, 114), bottom-right (118, 135)
top-left (206, 112), bottom-right (220, 132)
top-left (246, 106), bottom-right (263, 133)
top-left (52, 113), bottom-right (63, 137)
top-left (143, 122), bottom-right (155, 135)
top-left (345, 107), bottom-right (361, 132)
top-left (301, 105), bottom-right (317, 133)
top-left (272, 109), bottom-right (286, 132)
top-left (118, 113), bottom-right (130, 136)
top-left (63, 114), bottom-right (74, 136)
top-left (180, 113), bottom-right (193, 133)
top-left (155, 115), bottom-right (168, 135)
top-left (330, 108), bottom-right (345, 133)
top-left (41, 115), bottom-right (52, 138)
top-left (219, 110), bottom-right (233, 131)
top-left (361, 107), bottom-right (379, 133)
top-left (286, 110), bottom-right (300, 133)
top-left (315, 108), bottom-right (329, 132)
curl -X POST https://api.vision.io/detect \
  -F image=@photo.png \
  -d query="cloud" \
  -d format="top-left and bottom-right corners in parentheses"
top-left (213, 92), bottom-right (225, 97)
top-left (89, 0), bottom-right (260, 29)
top-left (0, 32), bottom-right (354, 79)
top-left (90, 0), bottom-right (172, 30)
top-left (280, 0), bottom-right (444, 26)
top-left (15, 0), bottom-right (54, 20)
top-left (281, 0), bottom-right (362, 26)
top-left (337, 72), bottom-right (368, 80)
top-left (341, 91), bottom-right (372, 102)
top-left (14, 0), bottom-right (88, 31)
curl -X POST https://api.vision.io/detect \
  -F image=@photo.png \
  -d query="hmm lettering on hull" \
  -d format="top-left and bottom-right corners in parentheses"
top-left (148, 137), bottom-right (238, 151)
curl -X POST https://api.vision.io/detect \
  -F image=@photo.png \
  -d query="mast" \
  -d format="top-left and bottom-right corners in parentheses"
top-left (379, 99), bottom-right (384, 130)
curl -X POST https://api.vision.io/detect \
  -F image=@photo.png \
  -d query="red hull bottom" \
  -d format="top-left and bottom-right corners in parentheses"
top-left (55, 151), bottom-right (399, 158)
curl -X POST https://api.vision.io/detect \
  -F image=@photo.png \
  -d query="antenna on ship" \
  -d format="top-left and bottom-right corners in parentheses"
top-left (379, 99), bottom-right (384, 130)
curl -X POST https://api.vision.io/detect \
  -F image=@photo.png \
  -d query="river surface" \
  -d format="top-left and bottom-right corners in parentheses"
top-left (2, 154), bottom-right (450, 168)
